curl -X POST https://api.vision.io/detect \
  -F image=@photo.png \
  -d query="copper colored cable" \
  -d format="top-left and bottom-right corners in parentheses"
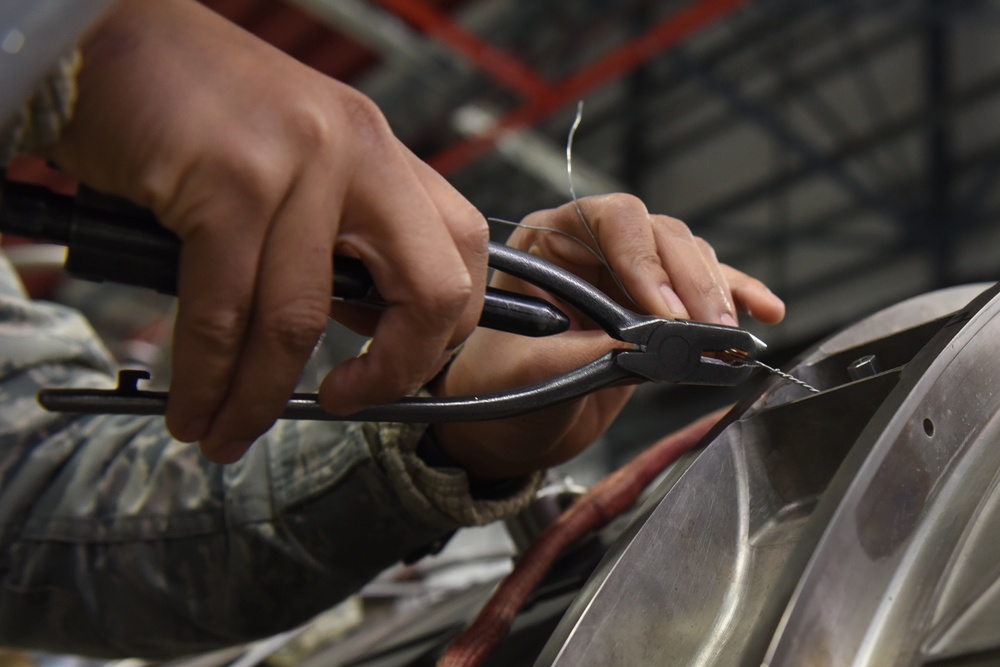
top-left (437, 406), bottom-right (731, 667)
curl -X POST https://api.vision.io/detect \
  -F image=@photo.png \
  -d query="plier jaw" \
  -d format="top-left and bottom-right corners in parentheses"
top-left (616, 319), bottom-right (766, 386)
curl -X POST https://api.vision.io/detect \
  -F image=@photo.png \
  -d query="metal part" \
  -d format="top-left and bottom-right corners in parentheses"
top-left (505, 477), bottom-right (587, 554)
top-left (847, 353), bottom-right (882, 380)
top-left (536, 282), bottom-right (997, 667)
top-left (763, 282), bottom-right (1000, 666)
top-left (753, 359), bottom-right (821, 394)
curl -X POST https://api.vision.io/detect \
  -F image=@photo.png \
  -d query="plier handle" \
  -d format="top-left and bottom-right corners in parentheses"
top-left (39, 241), bottom-right (766, 423)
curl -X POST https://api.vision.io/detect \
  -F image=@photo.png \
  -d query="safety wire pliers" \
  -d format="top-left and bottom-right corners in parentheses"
top-left (0, 178), bottom-right (766, 423)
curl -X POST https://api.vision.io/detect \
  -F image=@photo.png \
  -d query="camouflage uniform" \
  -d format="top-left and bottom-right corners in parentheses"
top-left (0, 60), bottom-right (542, 659)
top-left (0, 52), bottom-right (80, 164)
top-left (0, 249), bottom-right (542, 659)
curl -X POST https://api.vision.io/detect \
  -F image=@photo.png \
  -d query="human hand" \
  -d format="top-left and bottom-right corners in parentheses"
top-left (432, 194), bottom-right (784, 479)
top-left (48, 0), bottom-right (488, 462)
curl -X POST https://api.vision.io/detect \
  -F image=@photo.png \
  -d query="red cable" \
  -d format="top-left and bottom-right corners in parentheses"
top-left (437, 407), bottom-right (730, 667)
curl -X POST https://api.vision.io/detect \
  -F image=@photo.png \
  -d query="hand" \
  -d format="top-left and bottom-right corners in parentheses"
top-left (432, 194), bottom-right (784, 479)
top-left (48, 0), bottom-right (488, 462)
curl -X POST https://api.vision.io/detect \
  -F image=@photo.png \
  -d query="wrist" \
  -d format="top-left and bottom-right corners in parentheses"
top-left (416, 429), bottom-right (528, 500)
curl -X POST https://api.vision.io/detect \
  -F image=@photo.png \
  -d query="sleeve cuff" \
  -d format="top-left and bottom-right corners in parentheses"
top-left (1, 50), bottom-right (81, 163)
top-left (368, 421), bottom-right (544, 527)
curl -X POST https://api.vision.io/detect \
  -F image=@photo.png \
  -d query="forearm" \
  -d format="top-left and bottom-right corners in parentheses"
top-left (0, 254), bottom-right (539, 658)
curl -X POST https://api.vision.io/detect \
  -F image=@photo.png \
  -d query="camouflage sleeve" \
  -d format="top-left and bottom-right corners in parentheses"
top-left (0, 51), bottom-right (81, 164)
top-left (0, 252), bottom-right (540, 659)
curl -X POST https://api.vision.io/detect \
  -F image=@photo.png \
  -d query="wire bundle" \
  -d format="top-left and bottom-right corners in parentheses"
top-left (437, 406), bottom-right (730, 667)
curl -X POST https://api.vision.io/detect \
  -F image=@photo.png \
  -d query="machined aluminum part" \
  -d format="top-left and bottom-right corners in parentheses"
top-left (538, 282), bottom-right (1000, 667)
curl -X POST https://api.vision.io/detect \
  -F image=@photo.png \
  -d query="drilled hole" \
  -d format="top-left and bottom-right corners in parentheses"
top-left (923, 418), bottom-right (935, 437)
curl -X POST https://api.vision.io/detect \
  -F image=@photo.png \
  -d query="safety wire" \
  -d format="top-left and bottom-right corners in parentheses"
top-left (753, 360), bottom-right (820, 394)
top-left (565, 101), bottom-right (636, 305)
top-left (493, 102), bottom-right (818, 393)
top-left (571, 105), bottom-right (818, 392)
top-left (487, 101), bottom-right (634, 305)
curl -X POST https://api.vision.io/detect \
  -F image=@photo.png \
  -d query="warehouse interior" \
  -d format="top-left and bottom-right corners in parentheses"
top-left (6, 0), bottom-right (1000, 666)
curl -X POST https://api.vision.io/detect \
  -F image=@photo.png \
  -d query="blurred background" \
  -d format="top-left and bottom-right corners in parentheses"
top-left (5, 1), bottom-right (1000, 665)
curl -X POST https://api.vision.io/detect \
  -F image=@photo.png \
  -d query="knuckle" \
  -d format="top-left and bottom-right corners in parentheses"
top-left (425, 270), bottom-right (475, 316)
top-left (655, 215), bottom-right (693, 240)
top-left (634, 252), bottom-right (665, 273)
top-left (406, 271), bottom-right (476, 337)
top-left (521, 205), bottom-right (558, 228)
top-left (286, 103), bottom-right (334, 152)
top-left (261, 297), bottom-right (329, 353)
top-left (591, 192), bottom-right (646, 217)
top-left (353, 354), bottom-right (424, 401)
top-left (391, 374), bottom-right (425, 398)
top-left (694, 236), bottom-right (718, 261)
top-left (454, 206), bottom-right (490, 252)
top-left (588, 192), bottom-right (640, 208)
top-left (608, 192), bottom-right (646, 210)
top-left (336, 88), bottom-right (394, 150)
top-left (696, 277), bottom-right (727, 303)
top-left (166, 149), bottom-right (285, 237)
top-left (184, 305), bottom-right (252, 356)
top-left (531, 228), bottom-right (561, 256)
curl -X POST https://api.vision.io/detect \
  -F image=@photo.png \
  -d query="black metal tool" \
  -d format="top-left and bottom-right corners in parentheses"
top-left (0, 179), bottom-right (570, 337)
top-left (38, 240), bottom-right (767, 423)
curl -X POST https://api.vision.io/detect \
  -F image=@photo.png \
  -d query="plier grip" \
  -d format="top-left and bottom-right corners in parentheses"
top-left (40, 242), bottom-right (765, 423)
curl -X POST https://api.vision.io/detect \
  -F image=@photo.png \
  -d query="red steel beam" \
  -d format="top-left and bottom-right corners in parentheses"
top-left (425, 0), bottom-right (750, 175)
top-left (375, 0), bottom-right (550, 100)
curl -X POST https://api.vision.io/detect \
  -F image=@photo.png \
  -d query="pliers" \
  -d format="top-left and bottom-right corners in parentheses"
top-left (37, 240), bottom-right (766, 423)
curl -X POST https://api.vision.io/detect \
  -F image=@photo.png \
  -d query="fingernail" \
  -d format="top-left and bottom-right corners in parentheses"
top-left (175, 417), bottom-right (211, 443)
top-left (202, 439), bottom-right (253, 464)
top-left (720, 312), bottom-right (738, 328)
top-left (659, 285), bottom-right (689, 318)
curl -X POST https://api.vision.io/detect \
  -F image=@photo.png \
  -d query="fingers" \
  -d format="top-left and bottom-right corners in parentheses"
top-left (192, 167), bottom-right (336, 462)
top-left (509, 194), bottom-right (788, 328)
top-left (650, 219), bottom-right (737, 325)
top-left (404, 148), bottom-right (490, 346)
top-left (724, 265), bottom-right (786, 324)
top-left (517, 195), bottom-right (682, 319)
top-left (166, 206), bottom-right (263, 448)
top-left (435, 327), bottom-right (631, 479)
top-left (59, 0), bottom-right (494, 460)
top-left (515, 194), bottom-right (741, 326)
top-left (318, 143), bottom-right (487, 414)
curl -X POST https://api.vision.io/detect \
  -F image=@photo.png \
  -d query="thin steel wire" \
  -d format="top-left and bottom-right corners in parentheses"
top-left (487, 216), bottom-right (606, 264)
top-left (753, 360), bottom-right (820, 393)
top-left (486, 101), bottom-right (634, 304)
top-left (566, 101), bottom-right (636, 306)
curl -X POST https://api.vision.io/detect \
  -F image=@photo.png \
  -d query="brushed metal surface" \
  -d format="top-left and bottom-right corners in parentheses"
top-left (539, 284), bottom-right (995, 667)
